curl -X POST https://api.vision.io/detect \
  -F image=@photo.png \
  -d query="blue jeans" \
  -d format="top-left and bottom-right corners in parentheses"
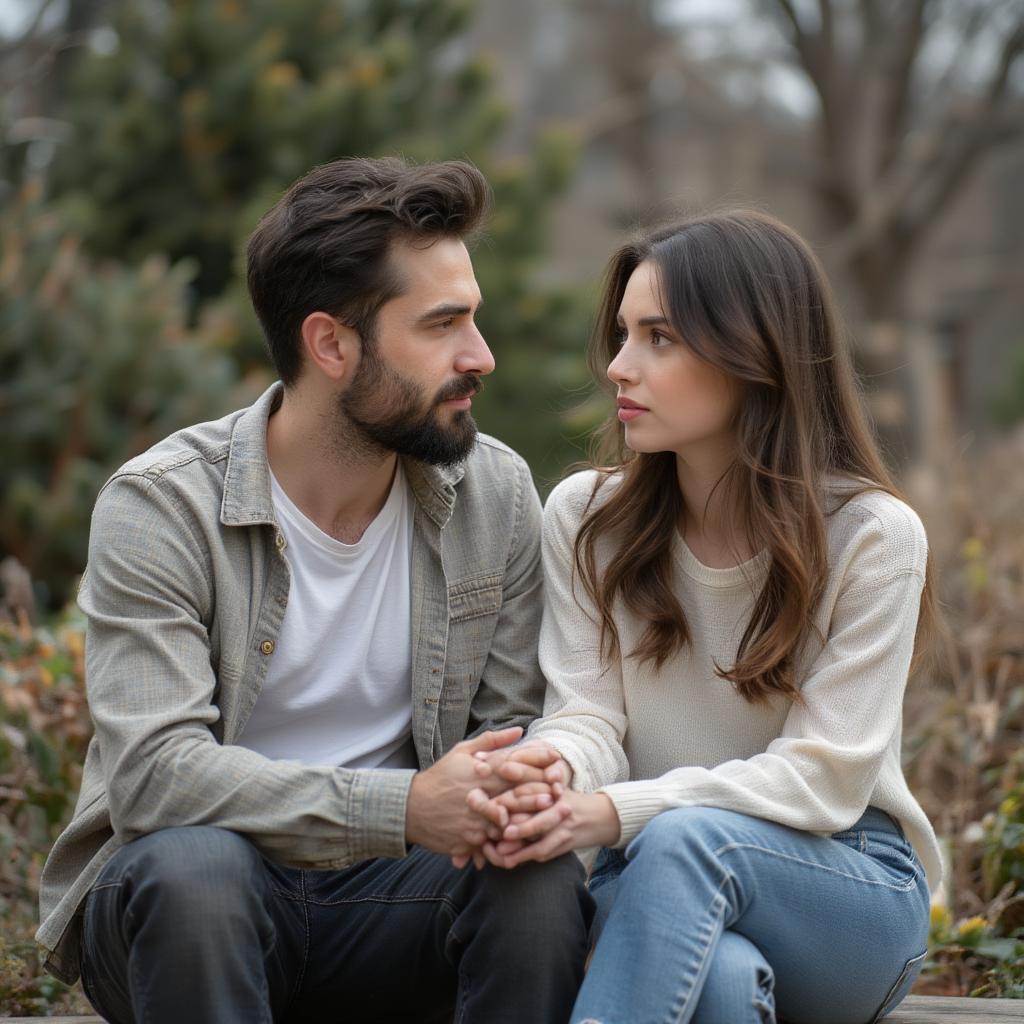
top-left (577, 807), bottom-right (930, 1024)
top-left (79, 826), bottom-right (593, 1023)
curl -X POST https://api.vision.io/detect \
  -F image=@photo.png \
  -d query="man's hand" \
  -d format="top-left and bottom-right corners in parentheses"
top-left (404, 727), bottom-right (523, 856)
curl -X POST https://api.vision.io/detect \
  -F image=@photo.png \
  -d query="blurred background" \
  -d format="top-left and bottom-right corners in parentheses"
top-left (1, 0), bottom-right (1022, 1013)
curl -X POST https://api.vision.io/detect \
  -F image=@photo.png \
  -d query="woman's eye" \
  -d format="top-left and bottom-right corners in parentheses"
top-left (651, 330), bottom-right (671, 347)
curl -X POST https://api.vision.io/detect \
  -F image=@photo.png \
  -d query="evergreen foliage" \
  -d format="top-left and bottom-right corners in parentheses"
top-left (3, 0), bottom-right (599, 604)
top-left (0, 185), bottom-right (250, 607)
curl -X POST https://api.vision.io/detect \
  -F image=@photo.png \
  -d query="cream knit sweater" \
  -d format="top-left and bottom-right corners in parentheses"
top-left (528, 470), bottom-right (942, 890)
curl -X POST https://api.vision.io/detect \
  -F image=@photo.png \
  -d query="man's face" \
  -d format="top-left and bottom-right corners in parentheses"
top-left (338, 237), bottom-right (494, 467)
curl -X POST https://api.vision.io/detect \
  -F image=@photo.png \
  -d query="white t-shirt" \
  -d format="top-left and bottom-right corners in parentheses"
top-left (235, 463), bottom-right (416, 769)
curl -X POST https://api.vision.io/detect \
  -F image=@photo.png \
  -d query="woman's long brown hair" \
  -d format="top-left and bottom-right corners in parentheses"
top-left (577, 210), bottom-right (935, 703)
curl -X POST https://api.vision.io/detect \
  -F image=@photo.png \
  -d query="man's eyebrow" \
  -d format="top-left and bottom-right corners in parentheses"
top-left (416, 300), bottom-right (482, 325)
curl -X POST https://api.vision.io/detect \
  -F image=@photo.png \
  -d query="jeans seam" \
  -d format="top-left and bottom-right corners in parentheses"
top-left (283, 869), bottom-right (310, 1016)
top-left (713, 842), bottom-right (919, 891)
top-left (300, 893), bottom-right (462, 913)
top-left (665, 876), bottom-right (732, 1024)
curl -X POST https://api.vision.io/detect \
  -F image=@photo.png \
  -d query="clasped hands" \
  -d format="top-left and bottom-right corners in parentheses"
top-left (404, 726), bottom-right (619, 871)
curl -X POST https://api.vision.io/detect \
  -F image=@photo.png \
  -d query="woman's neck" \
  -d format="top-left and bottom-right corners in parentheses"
top-left (674, 449), bottom-right (753, 569)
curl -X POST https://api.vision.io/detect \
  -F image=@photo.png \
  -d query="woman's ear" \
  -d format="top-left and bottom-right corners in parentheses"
top-left (300, 311), bottom-right (359, 382)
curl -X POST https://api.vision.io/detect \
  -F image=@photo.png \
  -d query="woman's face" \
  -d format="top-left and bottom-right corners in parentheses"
top-left (607, 260), bottom-right (739, 461)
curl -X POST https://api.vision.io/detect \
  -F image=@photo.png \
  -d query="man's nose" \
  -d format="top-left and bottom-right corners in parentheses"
top-left (456, 323), bottom-right (496, 377)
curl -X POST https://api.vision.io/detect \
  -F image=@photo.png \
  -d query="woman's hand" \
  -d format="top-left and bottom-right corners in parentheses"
top-left (449, 741), bottom-right (571, 869)
top-left (482, 789), bottom-right (622, 868)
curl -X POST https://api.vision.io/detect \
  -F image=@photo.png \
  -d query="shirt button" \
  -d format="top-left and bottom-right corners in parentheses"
top-left (275, 534), bottom-right (286, 549)
top-left (260, 640), bottom-right (275, 655)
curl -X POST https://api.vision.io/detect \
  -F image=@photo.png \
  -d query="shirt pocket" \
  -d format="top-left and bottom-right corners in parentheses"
top-left (435, 574), bottom-right (503, 748)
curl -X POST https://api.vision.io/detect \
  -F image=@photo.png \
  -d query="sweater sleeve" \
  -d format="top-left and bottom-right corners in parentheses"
top-left (603, 501), bottom-right (928, 846)
top-left (526, 472), bottom-right (630, 793)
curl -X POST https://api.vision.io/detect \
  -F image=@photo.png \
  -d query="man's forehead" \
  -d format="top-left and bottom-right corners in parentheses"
top-left (389, 235), bottom-right (474, 279)
top-left (387, 236), bottom-right (481, 310)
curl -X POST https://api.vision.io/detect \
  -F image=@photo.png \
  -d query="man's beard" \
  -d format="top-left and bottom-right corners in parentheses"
top-left (337, 344), bottom-right (482, 467)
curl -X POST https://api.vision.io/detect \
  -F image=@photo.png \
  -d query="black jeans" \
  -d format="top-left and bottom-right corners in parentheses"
top-left (79, 826), bottom-right (594, 1023)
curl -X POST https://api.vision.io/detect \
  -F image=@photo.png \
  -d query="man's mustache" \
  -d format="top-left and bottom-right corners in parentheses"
top-left (435, 376), bottom-right (483, 404)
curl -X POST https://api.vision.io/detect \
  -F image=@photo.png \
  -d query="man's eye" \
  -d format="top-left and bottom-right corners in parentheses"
top-left (437, 318), bottom-right (455, 329)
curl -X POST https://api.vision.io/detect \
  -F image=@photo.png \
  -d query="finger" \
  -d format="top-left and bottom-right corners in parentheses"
top-left (459, 727), bottom-right (523, 754)
top-left (512, 781), bottom-right (556, 797)
top-left (472, 759), bottom-right (494, 778)
top-left (496, 762), bottom-right (547, 784)
top-left (481, 841), bottom-right (513, 869)
top-left (503, 801), bottom-right (572, 842)
top-left (504, 745), bottom-right (561, 768)
top-left (473, 849), bottom-right (486, 870)
top-left (503, 827), bottom-right (574, 868)
top-left (467, 788), bottom-right (509, 828)
top-left (495, 791), bottom-right (554, 814)
top-left (492, 782), bottom-right (554, 808)
top-left (544, 762), bottom-right (568, 784)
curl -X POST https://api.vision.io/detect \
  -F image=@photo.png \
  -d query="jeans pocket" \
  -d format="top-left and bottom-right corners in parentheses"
top-left (869, 948), bottom-right (927, 1022)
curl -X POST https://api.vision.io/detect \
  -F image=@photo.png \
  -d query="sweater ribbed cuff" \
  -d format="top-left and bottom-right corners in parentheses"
top-left (601, 781), bottom-right (691, 848)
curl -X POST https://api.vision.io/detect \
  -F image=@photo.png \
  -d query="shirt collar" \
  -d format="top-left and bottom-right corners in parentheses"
top-left (220, 381), bottom-right (466, 530)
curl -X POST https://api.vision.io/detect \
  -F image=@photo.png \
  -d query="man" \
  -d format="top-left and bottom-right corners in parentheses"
top-left (36, 157), bottom-right (592, 1023)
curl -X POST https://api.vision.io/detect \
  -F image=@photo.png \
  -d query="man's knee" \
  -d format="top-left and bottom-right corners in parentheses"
top-left (110, 826), bottom-right (269, 921)
top-left (472, 854), bottom-right (593, 938)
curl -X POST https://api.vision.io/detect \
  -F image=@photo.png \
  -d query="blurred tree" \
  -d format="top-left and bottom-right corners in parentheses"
top-left (756, 0), bottom-right (1024, 459)
top-left (0, 183), bottom-right (250, 607)
top-left (32, 0), bottom-right (585, 481)
top-left (756, 0), bottom-right (1023, 322)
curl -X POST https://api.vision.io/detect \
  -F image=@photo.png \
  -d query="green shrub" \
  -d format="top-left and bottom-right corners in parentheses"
top-left (0, 185), bottom-right (255, 608)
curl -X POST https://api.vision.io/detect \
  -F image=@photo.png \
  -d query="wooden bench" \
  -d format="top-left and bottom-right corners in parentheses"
top-left (9, 997), bottom-right (1023, 1022)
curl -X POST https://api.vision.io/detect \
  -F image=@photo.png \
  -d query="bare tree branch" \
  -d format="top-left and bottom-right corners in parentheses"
top-left (906, 15), bottom-right (1024, 237)
top-left (833, 11), bottom-right (1024, 263)
top-left (877, 0), bottom-right (929, 175)
top-left (0, 0), bottom-right (60, 58)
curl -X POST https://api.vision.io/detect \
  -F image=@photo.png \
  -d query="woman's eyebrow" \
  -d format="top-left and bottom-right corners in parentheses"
top-left (616, 313), bottom-right (670, 327)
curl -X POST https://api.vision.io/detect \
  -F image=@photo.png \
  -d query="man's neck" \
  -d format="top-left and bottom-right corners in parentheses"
top-left (267, 387), bottom-right (399, 544)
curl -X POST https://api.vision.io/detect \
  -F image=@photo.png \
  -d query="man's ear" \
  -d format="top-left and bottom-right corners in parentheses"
top-left (300, 311), bottom-right (359, 382)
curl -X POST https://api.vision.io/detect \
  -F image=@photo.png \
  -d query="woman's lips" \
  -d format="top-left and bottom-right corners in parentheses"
top-left (617, 398), bottom-right (649, 422)
top-left (617, 407), bottom-right (646, 422)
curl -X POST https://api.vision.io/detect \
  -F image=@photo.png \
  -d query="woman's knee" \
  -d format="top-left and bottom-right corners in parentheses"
top-left (627, 805), bottom-right (741, 863)
top-left (691, 932), bottom-right (775, 1024)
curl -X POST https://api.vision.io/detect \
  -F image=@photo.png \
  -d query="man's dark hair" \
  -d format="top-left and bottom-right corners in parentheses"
top-left (246, 157), bottom-right (491, 385)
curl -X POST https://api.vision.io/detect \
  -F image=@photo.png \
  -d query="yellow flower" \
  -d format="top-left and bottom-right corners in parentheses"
top-left (957, 916), bottom-right (987, 941)
top-left (930, 904), bottom-right (951, 930)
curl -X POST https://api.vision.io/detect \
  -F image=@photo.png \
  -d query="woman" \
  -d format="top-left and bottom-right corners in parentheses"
top-left (470, 211), bottom-right (940, 1024)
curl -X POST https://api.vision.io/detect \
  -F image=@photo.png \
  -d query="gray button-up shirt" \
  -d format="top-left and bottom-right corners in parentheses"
top-left (37, 383), bottom-right (545, 983)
